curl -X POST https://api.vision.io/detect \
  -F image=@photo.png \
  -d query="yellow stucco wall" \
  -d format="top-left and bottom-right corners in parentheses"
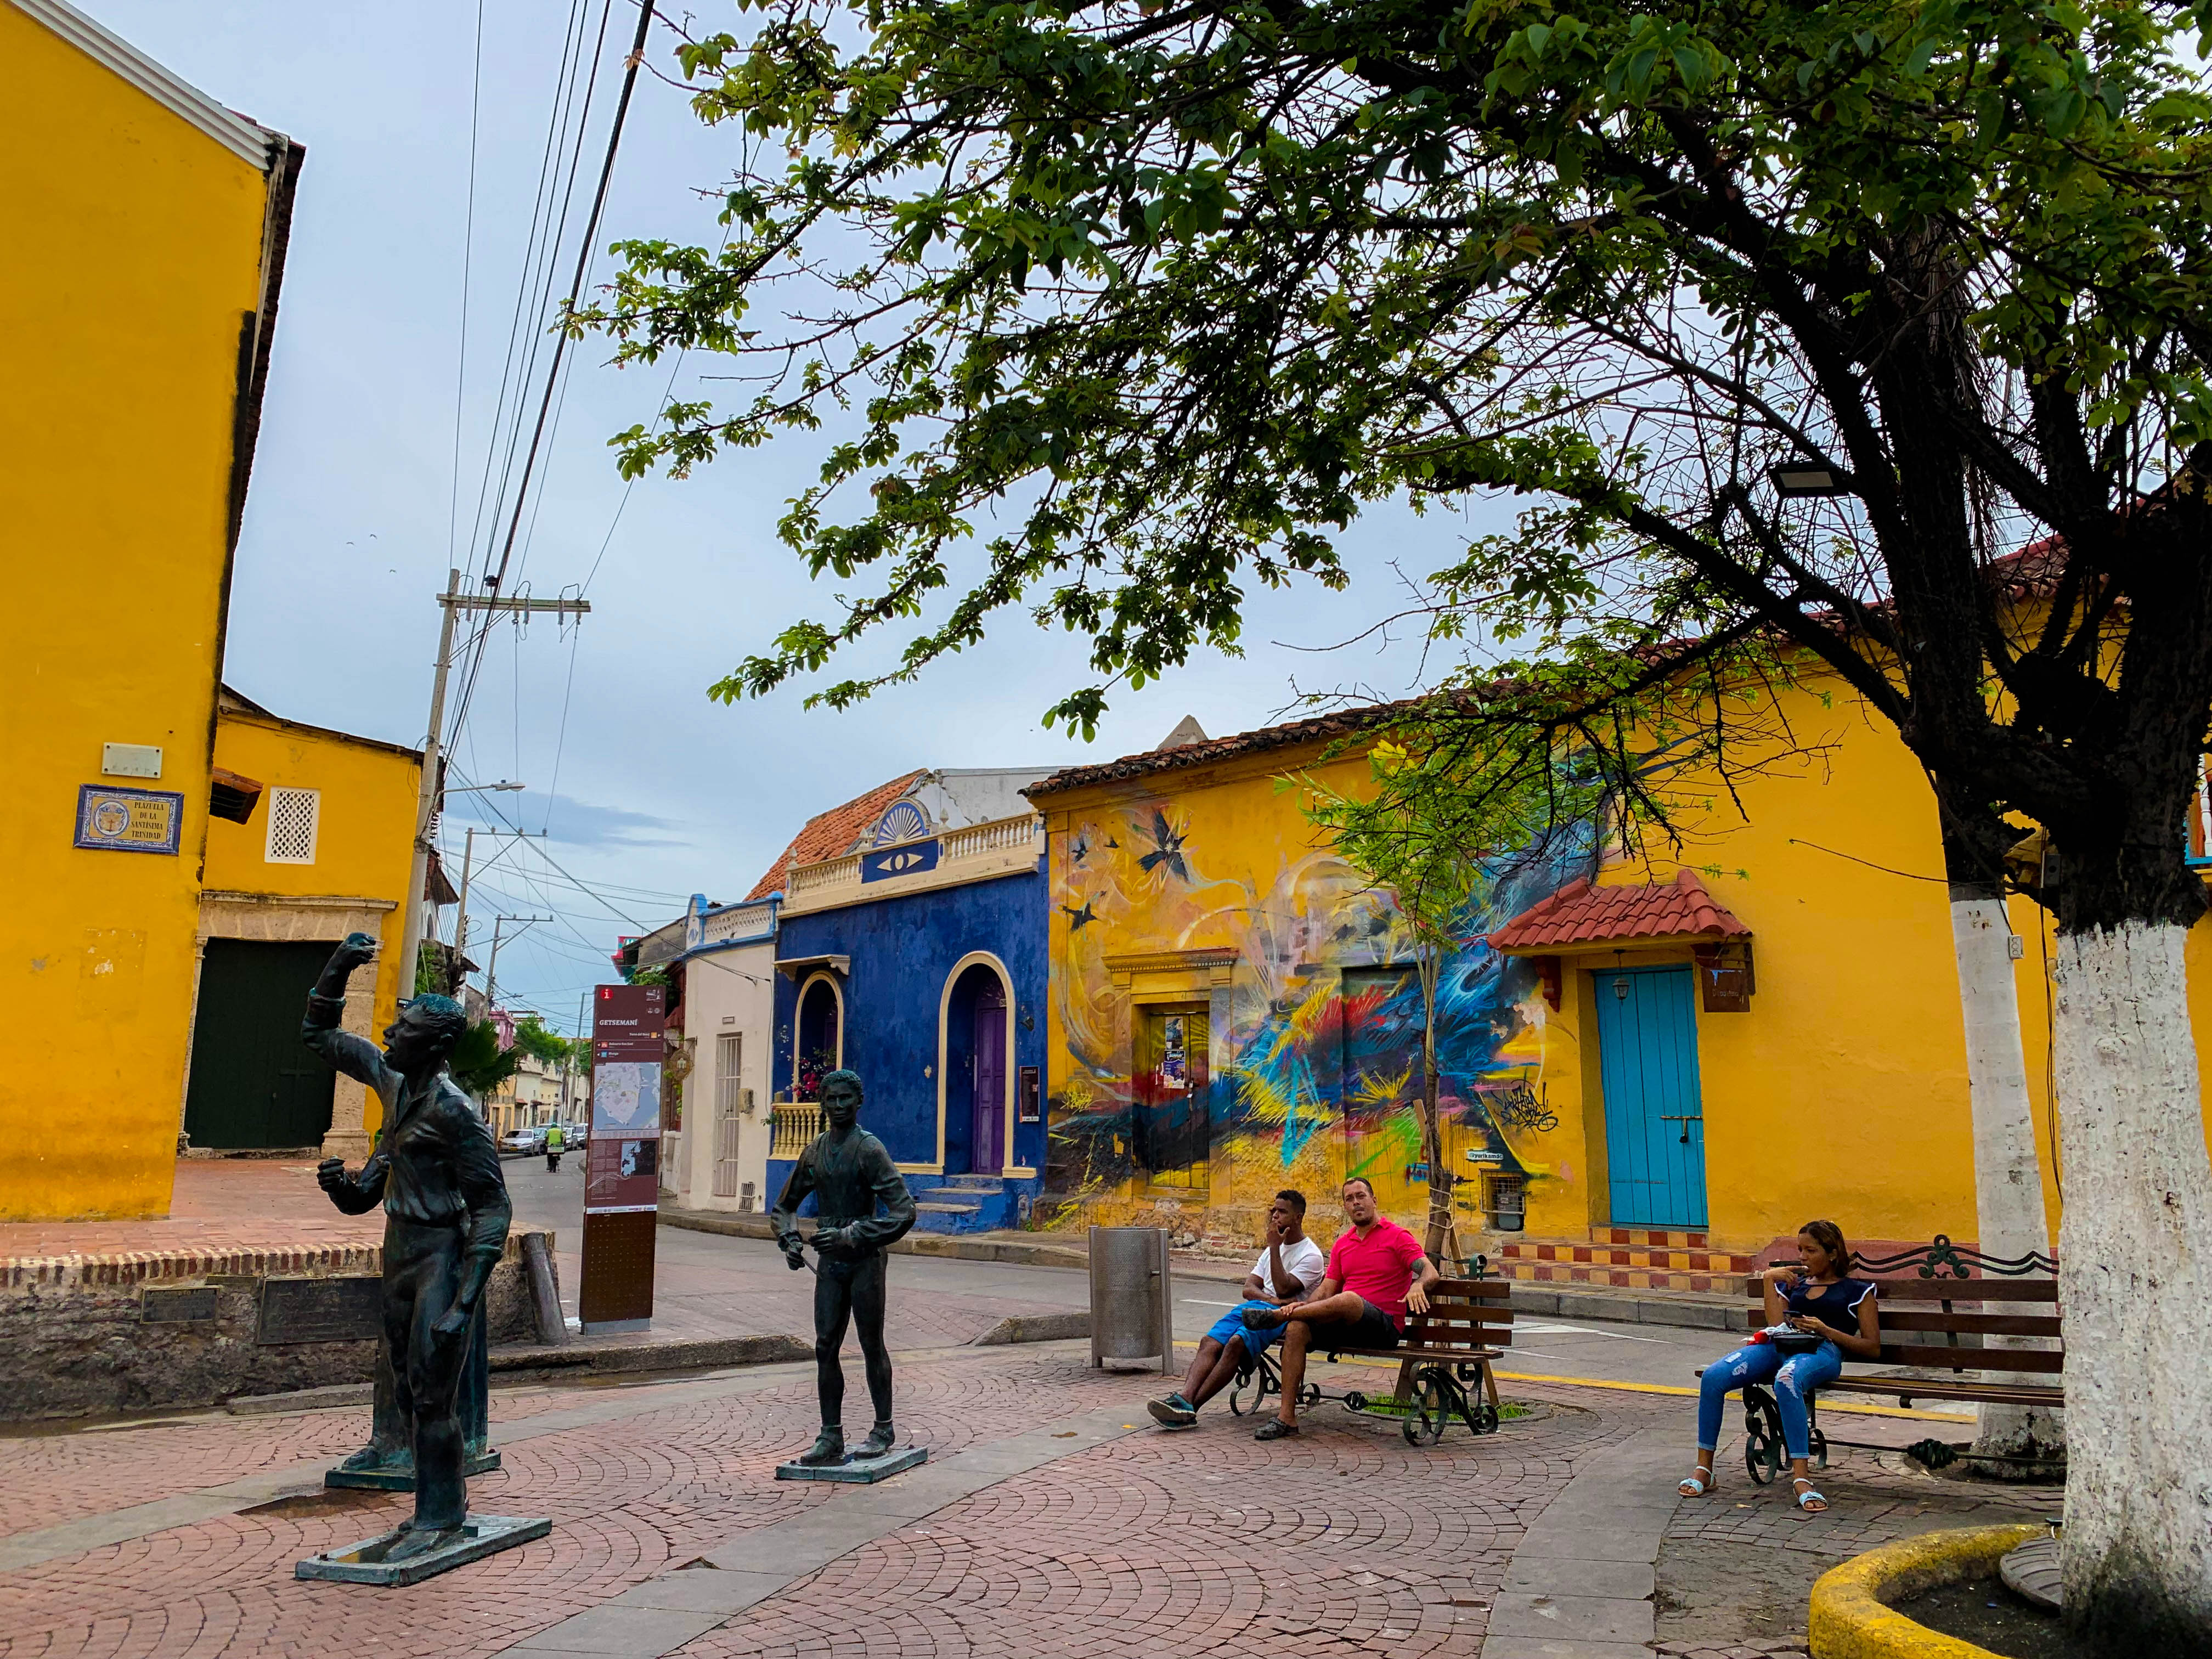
top-left (0, 10), bottom-right (276, 1220)
top-left (1039, 672), bottom-right (2212, 1259)
top-left (206, 706), bottom-right (422, 1137)
top-left (1510, 676), bottom-right (1982, 1251)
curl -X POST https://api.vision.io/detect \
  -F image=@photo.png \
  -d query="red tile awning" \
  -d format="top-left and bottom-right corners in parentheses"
top-left (1490, 868), bottom-right (1750, 953)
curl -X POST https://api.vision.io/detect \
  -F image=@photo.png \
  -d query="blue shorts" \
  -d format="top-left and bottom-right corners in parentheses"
top-left (1206, 1300), bottom-right (1289, 1354)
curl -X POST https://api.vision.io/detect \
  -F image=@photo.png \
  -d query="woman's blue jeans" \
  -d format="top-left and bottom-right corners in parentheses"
top-left (1697, 1340), bottom-right (1842, 1459)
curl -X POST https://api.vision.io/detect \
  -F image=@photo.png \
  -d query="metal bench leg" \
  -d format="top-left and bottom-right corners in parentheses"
top-left (1742, 1384), bottom-right (1785, 1485)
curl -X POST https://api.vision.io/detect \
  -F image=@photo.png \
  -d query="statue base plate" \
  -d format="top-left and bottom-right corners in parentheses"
top-left (325, 1449), bottom-right (501, 1491)
top-left (295, 1515), bottom-right (550, 1585)
top-left (775, 1444), bottom-right (928, 1483)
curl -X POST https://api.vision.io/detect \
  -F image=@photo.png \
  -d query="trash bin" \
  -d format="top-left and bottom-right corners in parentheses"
top-left (1088, 1226), bottom-right (1173, 1372)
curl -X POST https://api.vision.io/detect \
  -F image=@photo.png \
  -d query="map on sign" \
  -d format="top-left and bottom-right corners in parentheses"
top-left (592, 1061), bottom-right (660, 1136)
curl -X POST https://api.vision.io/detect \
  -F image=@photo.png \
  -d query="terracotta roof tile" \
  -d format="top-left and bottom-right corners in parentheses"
top-left (745, 771), bottom-right (925, 901)
top-left (1026, 700), bottom-right (1418, 798)
top-left (1490, 868), bottom-right (1750, 952)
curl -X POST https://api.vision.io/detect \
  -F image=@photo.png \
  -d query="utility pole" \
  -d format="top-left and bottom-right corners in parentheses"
top-left (394, 569), bottom-right (588, 1006)
top-left (452, 823), bottom-right (539, 995)
top-left (482, 913), bottom-right (552, 1017)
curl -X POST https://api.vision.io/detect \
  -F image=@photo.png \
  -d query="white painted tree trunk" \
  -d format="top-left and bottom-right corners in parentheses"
top-left (1948, 895), bottom-right (2064, 1459)
top-left (2051, 922), bottom-right (2212, 1641)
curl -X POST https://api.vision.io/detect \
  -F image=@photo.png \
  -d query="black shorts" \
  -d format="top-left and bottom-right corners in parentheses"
top-left (1314, 1297), bottom-right (1401, 1352)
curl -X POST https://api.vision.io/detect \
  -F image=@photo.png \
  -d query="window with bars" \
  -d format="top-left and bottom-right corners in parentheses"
top-left (713, 1034), bottom-right (746, 1198)
top-left (263, 787), bottom-right (320, 864)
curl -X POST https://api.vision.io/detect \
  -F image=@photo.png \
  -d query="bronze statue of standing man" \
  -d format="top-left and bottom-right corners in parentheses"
top-left (772, 1069), bottom-right (916, 1466)
top-left (307, 933), bottom-right (512, 1562)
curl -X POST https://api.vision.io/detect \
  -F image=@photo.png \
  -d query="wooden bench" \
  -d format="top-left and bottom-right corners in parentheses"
top-left (1231, 1276), bottom-right (1515, 1444)
top-left (1718, 1242), bottom-right (2063, 1482)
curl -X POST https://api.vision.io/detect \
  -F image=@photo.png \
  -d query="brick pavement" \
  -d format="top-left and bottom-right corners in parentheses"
top-left (1653, 1411), bottom-right (2059, 1656)
top-left (0, 1334), bottom-right (2056, 1659)
top-left (0, 1347), bottom-right (1657, 1659)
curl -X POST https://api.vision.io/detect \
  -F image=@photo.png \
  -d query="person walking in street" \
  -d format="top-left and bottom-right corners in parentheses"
top-left (544, 1121), bottom-right (565, 1173)
top-left (1147, 1189), bottom-right (1325, 1427)
top-left (1679, 1220), bottom-right (1880, 1513)
top-left (1238, 1176), bottom-right (1439, 1440)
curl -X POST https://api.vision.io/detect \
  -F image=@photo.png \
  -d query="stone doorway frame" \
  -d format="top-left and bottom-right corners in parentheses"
top-left (183, 891), bottom-right (398, 1161)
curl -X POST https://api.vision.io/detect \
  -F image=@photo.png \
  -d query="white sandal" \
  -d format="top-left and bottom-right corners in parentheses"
top-left (1679, 1469), bottom-right (1714, 1497)
top-left (1792, 1477), bottom-right (1827, 1513)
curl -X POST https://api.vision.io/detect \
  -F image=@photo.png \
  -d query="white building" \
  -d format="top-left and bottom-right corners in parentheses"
top-left (671, 895), bottom-right (780, 1213)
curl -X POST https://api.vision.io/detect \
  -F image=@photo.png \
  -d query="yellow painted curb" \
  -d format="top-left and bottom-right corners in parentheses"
top-left (1809, 1522), bottom-right (2047, 1658)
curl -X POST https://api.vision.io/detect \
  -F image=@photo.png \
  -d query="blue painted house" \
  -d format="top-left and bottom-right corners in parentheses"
top-left (764, 769), bottom-right (1051, 1232)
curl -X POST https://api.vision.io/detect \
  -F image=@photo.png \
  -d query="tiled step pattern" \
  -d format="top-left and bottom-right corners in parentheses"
top-left (1494, 1229), bottom-right (1753, 1294)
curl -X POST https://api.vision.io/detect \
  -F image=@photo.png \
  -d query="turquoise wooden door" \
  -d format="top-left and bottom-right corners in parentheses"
top-left (1593, 964), bottom-right (1708, 1227)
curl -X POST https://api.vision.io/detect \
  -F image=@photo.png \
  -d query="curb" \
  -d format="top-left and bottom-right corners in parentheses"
top-left (1808, 1522), bottom-right (2046, 1658)
top-left (967, 1311), bottom-right (1090, 1346)
top-left (658, 1207), bottom-right (1088, 1270)
top-left (490, 1333), bottom-right (814, 1378)
top-left (1508, 1282), bottom-right (1742, 1331)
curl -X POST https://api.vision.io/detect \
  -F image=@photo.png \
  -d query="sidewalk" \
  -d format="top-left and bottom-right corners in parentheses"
top-left (0, 1330), bottom-right (2061, 1659)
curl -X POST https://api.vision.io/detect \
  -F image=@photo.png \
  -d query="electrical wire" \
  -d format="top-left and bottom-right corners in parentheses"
top-left (445, 0), bottom-right (488, 574)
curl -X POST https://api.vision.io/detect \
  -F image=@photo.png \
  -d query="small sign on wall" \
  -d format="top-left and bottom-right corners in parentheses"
top-left (75, 785), bottom-right (183, 854)
top-left (1018, 1064), bottom-right (1041, 1123)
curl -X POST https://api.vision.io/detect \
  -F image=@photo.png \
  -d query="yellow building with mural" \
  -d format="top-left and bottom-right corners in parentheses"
top-left (1029, 681), bottom-right (2212, 1283)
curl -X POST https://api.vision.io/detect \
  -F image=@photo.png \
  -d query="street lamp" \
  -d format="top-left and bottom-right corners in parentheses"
top-left (1768, 459), bottom-right (1851, 497)
top-left (445, 781), bottom-right (527, 795)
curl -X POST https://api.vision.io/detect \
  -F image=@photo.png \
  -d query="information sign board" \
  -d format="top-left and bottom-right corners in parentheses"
top-left (581, 984), bottom-right (665, 1330)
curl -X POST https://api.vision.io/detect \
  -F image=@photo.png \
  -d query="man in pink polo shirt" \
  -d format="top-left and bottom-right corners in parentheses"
top-left (1240, 1175), bottom-right (1440, 1440)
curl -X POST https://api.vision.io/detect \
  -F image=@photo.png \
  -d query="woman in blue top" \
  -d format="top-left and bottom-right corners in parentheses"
top-left (1680, 1218), bottom-right (1880, 1513)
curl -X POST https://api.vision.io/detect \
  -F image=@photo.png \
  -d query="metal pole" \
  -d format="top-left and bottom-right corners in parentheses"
top-left (396, 568), bottom-right (461, 1006)
top-left (453, 826), bottom-right (476, 992)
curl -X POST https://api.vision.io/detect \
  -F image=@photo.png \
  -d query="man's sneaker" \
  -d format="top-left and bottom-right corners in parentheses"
top-left (1252, 1418), bottom-right (1300, 1441)
top-left (1147, 1395), bottom-right (1197, 1429)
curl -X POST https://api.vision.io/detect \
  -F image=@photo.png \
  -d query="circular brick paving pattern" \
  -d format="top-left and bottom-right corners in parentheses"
top-left (0, 1358), bottom-right (1674, 1659)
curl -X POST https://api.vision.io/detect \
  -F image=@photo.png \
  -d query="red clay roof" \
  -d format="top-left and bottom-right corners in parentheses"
top-left (1026, 700), bottom-right (1417, 799)
top-left (1490, 869), bottom-right (1750, 952)
top-left (745, 771), bottom-right (925, 901)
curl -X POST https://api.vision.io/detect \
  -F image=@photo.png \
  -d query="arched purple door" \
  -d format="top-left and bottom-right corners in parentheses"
top-left (971, 977), bottom-right (1006, 1172)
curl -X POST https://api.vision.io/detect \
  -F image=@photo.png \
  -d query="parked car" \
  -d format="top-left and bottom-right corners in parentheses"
top-left (498, 1126), bottom-right (546, 1155)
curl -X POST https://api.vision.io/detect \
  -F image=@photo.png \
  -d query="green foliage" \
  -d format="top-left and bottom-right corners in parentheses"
top-left (448, 1020), bottom-right (524, 1102)
top-left (511, 1014), bottom-right (577, 1067)
top-left (591, 0), bottom-right (2212, 923)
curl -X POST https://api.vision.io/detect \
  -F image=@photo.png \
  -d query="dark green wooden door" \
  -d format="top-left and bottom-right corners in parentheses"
top-left (184, 940), bottom-right (338, 1149)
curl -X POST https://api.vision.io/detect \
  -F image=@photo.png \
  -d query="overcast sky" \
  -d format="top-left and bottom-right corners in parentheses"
top-left (96, 0), bottom-right (1508, 1030)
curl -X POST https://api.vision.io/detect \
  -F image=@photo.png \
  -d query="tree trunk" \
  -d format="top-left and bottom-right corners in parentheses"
top-left (1418, 954), bottom-right (1451, 1263)
top-left (2051, 921), bottom-right (2212, 1650)
top-left (1948, 889), bottom-right (2064, 1461)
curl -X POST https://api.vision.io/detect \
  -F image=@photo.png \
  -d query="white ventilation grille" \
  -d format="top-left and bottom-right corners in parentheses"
top-left (264, 787), bottom-right (321, 864)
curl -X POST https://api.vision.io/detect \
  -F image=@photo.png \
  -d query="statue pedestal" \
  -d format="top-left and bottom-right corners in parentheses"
top-left (326, 1449), bottom-right (501, 1491)
top-left (324, 1307), bottom-right (498, 1491)
top-left (295, 1516), bottom-right (551, 1586)
top-left (775, 1444), bottom-right (927, 1483)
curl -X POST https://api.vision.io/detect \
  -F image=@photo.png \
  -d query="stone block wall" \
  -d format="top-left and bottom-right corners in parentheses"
top-left (0, 1227), bottom-right (549, 1421)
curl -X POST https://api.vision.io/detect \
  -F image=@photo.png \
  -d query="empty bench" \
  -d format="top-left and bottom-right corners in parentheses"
top-left (1232, 1276), bottom-right (1515, 1444)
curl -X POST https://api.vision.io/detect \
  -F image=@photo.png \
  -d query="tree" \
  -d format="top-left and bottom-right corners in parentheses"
top-left (512, 1014), bottom-right (577, 1069)
top-left (590, 3), bottom-right (2212, 1639)
top-left (448, 1020), bottom-right (524, 1105)
top-left (1302, 715), bottom-right (1609, 1263)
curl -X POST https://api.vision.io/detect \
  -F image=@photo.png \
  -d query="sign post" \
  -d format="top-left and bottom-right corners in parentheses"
top-left (580, 983), bottom-right (664, 1333)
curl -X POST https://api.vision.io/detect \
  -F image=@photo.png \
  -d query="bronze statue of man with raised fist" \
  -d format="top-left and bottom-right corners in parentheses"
top-left (306, 932), bottom-right (512, 1563)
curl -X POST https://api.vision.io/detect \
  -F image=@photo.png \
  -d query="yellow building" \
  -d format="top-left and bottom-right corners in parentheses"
top-left (0, 4), bottom-right (422, 1217)
top-left (1029, 685), bottom-right (2212, 1281)
top-left (185, 689), bottom-right (424, 1161)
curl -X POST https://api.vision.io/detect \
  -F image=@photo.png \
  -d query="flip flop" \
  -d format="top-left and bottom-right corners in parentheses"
top-left (1679, 1470), bottom-right (1714, 1497)
top-left (1792, 1478), bottom-right (1827, 1513)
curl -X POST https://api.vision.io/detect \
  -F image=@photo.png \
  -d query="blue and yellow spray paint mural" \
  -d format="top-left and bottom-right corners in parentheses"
top-left (1031, 748), bottom-right (1588, 1242)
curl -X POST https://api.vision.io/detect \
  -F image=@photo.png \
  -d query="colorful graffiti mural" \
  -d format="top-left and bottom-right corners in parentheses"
top-left (1036, 762), bottom-right (1588, 1243)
